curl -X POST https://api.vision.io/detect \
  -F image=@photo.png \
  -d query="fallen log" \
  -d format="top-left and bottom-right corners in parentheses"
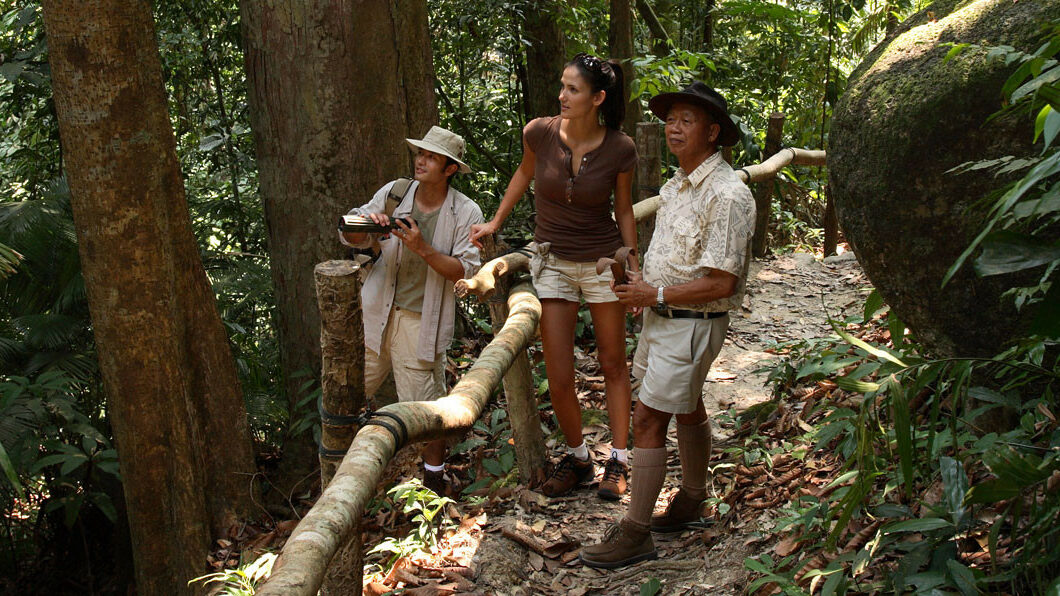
top-left (257, 282), bottom-right (542, 596)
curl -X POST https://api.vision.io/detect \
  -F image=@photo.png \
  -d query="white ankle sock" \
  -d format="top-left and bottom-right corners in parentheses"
top-left (424, 462), bottom-right (445, 473)
top-left (570, 442), bottom-right (590, 461)
top-left (610, 447), bottom-right (629, 464)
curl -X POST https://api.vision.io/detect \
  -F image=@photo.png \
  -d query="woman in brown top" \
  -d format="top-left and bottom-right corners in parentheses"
top-left (470, 53), bottom-right (638, 500)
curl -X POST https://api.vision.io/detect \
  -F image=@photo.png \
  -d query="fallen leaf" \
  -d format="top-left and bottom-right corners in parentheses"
top-left (529, 551), bottom-right (544, 571)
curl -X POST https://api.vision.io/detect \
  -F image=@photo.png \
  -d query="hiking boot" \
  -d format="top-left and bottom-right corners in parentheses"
top-left (597, 456), bottom-right (628, 501)
top-left (422, 467), bottom-right (462, 500)
top-left (579, 519), bottom-right (657, 569)
top-left (541, 453), bottom-right (594, 497)
top-left (650, 489), bottom-right (705, 533)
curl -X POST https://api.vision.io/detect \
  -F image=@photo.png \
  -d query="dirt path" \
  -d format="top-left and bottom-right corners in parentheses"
top-left (364, 251), bottom-right (869, 596)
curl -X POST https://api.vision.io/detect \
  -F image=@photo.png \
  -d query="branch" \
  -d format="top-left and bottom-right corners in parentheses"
top-left (435, 79), bottom-right (514, 180)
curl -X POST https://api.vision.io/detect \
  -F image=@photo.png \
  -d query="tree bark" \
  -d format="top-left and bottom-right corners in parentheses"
top-left (314, 261), bottom-right (365, 487)
top-left (239, 0), bottom-right (437, 488)
top-left (258, 283), bottom-right (543, 596)
top-left (42, 1), bottom-right (257, 593)
top-left (522, 0), bottom-right (566, 119)
top-left (609, 0), bottom-right (641, 136)
top-left (635, 122), bottom-right (662, 257)
top-left (752, 112), bottom-right (785, 258)
top-left (823, 184), bottom-right (839, 257)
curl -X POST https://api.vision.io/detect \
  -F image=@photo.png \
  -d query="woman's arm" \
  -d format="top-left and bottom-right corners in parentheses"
top-left (469, 136), bottom-right (536, 249)
top-left (613, 169), bottom-right (639, 272)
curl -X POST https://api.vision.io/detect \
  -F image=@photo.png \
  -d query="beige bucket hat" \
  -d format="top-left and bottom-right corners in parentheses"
top-left (406, 126), bottom-right (472, 174)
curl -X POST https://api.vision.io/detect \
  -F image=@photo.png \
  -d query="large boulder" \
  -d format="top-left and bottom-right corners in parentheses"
top-left (830, 0), bottom-right (1059, 356)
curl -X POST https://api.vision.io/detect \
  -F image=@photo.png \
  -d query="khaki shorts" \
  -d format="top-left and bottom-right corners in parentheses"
top-left (632, 309), bottom-right (728, 414)
top-left (531, 244), bottom-right (618, 303)
top-left (365, 307), bottom-right (446, 402)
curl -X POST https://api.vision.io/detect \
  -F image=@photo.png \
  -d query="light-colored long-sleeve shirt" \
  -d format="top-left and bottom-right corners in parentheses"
top-left (349, 180), bottom-right (483, 361)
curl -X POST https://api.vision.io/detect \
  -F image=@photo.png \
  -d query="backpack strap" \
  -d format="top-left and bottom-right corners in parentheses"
top-left (385, 177), bottom-right (414, 217)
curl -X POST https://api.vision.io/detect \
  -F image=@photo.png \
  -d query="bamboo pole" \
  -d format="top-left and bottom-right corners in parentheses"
top-left (454, 242), bottom-right (535, 300)
top-left (480, 235), bottom-right (547, 486)
top-left (257, 283), bottom-right (542, 596)
top-left (631, 148), bottom-right (828, 222)
top-left (752, 112), bottom-right (786, 257)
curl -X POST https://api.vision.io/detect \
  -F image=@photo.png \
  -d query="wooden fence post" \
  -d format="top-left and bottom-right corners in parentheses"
top-left (636, 122), bottom-right (662, 258)
top-left (823, 183), bottom-right (839, 256)
top-left (482, 235), bottom-right (547, 485)
top-left (314, 260), bottom-right (365, 487)
top-left (314, 260), bottom-right (365, 595)
top-left (752, 112), bottom-right (785, 258)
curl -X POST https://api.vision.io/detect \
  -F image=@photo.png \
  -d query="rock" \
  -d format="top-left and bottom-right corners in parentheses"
top-left (823, 252), bottom-right (857, 266)
top-left (790, 252), bottom-right (817, 268)
top-left (829, 0), bottom-right (1057, 356)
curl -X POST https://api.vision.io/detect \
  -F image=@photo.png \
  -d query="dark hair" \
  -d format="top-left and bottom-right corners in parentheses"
top-left (444, 157), bottom-right (458, 184)
top-left (566, 53), bottom-right (626, 129)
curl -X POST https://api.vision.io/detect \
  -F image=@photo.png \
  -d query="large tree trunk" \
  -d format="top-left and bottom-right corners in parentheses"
top-left (609, 0), bottom-right (641, 136)
top-left (42, 0), bottom-right (257, 593)
top-left (239, 0), bottom-right (437, 488)
top-left (522, 0), bottom-right (566, 119)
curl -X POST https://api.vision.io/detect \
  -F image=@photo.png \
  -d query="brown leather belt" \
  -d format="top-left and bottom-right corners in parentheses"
top-left (651, 306), bottom-right (727, 319)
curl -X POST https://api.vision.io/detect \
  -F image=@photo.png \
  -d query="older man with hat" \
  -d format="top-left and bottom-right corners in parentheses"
top-left (340, 126), bottom-right (483, 497)
top-left (580, 83), bottom-right (755, 568)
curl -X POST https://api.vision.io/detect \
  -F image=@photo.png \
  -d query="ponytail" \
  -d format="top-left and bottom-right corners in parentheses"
top-left (566, 53), bottom-right (627, 130)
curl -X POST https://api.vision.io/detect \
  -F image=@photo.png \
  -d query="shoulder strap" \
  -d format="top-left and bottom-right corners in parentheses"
top-left (385, 177), bottom-right (414, 217)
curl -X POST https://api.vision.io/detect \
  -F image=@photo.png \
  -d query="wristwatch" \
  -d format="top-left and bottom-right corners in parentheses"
top-left (656, 285), bottom-right (666, 308)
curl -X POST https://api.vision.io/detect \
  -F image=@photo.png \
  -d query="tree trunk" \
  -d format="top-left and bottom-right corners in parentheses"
top-left (522, 0), bottom-right (566, 119)
top-left (42, 1), bottom-right (257, 592)
top-left (752, 112), bottom-right (785, 258)
top-left (609, 0), bottom-right (641, 137)
top-left (635, 122), bottom-right (662, 258)
top-left (239, 0), bottom-right (437, 488)
top-left (635, 0), bottom-right (671, 56)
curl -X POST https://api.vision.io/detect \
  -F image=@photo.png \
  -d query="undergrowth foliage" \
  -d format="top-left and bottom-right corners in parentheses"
top-left (744, 22), bottom-right (1060, 594)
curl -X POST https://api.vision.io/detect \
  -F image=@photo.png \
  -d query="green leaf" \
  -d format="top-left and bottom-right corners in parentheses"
top-left (863, 288), bottom-right (885, 322)
top-left (835, 375), bottom-right (878, 392)
top-left (940, 457), bottom-right (969, 526)
top-left (0, 441), bottom-right (25, 502)
top-left (1044, 105), bottom-right (1060, 151)
top-left (882, 517), bottom-right (952, 534)
top-left (943, 43), bottom-right (970, 62)
top-left (945, 559), bottom-right (978, 596)
top-left (482, 457), bottom-right (506, 477)
top-left (831, 320), bottom-right (907, 367)
top-left (892, 383), bottom-right (915, 501)
top-left (945, 151), bottom-right (1060, 286)
top-left (639, 577), bottom-right (662, 596)
top-left (982, 446), bottom-right (1051, 487)
top-left (973, 230), bottom-right (1060, 277)
top-left (968, 386), bottom-right (1020, 408)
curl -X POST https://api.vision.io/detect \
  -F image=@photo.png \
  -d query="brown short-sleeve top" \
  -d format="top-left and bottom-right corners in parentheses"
top-left (524, 116), bottom-right (638, 262)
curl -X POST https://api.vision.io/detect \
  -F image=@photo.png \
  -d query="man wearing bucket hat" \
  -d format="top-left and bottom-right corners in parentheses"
top-left (341, 126), bottom-right (483, 497)
top-left (580, 83), bottom-right (755, 568)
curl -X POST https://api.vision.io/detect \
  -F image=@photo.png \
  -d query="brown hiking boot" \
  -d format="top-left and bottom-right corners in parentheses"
top-left (541, 453), bottom-right (594, 497)
top-left (650, 489), bottom-right (706, 533)
top-left (422, 467), bottom-right (462, 500)
top-left (597, 456), bottom-right (628, 501)
top-left (579, 519), bottom-right (657, 569)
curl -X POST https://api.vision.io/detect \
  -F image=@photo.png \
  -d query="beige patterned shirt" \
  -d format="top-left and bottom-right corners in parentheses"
top-left (642, 152), bottom-right (755, 312)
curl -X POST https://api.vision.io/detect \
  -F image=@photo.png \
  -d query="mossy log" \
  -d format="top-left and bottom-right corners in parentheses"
top-left (257, 283), bottom-right (542, 596)
top-left (454, 242), bottom-right (535, 301)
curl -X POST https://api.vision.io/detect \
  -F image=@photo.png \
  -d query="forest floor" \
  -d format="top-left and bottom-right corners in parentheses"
top-left (345, 248), bottom-right (871, 596)
top-left (218, 248), bottom-right (871, 595)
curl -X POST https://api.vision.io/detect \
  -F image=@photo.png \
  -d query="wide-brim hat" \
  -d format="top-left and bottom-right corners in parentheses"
top-left (648, 82), bottom-right (739, 147)
top-left (406, 125), bottom-right (472, 174)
